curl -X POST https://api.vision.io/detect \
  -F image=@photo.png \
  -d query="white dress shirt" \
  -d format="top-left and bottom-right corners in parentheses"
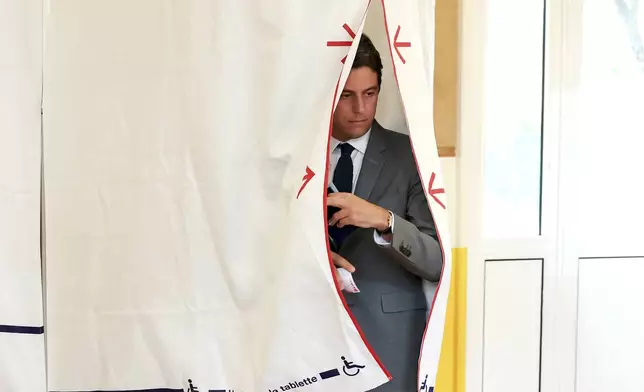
top-left (328, 129), bottom-right (393, 245)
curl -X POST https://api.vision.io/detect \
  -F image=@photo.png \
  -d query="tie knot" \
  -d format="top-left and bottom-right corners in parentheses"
top-left (339, 143), bottom-right (355, 157)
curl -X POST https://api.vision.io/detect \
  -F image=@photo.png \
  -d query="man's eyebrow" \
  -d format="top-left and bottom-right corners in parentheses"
top-left (342, 86), bottom-right (379, 94)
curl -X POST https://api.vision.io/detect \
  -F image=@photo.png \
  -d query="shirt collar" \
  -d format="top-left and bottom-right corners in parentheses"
top-left (330, 127), bottom-right (372, 155)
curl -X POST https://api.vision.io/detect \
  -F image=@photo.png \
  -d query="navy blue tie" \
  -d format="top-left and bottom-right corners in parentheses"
top-left (333, 143), bottom-right (355, 193)
top-left (328, 143), bottom-right (357, 250)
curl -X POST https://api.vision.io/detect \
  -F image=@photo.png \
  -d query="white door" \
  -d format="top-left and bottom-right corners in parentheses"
top-left (547, 0), bottom-right (644, 391)
top-left (461, 0), bottom-right (644, 391)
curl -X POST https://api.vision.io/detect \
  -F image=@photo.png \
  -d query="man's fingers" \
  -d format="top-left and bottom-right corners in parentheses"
top-left (327, 192), bottom-right (351, 207)
top-left (336, 217), bottom-right (351, 228)
top-left (329, 209), bottom-right (350, 226)
top-left (331, 252), bottom-right (356, 273)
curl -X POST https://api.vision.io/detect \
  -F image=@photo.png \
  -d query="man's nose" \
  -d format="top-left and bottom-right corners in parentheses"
top-left (352, 97), bottom-right (365, 113)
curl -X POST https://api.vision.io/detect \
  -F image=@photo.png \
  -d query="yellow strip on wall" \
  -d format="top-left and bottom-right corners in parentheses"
top-left (435, 247), bottom-right (467, 392)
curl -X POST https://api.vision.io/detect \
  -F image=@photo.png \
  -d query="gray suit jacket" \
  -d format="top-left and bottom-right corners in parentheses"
top-left (339, 121), bottom-right (443, 392)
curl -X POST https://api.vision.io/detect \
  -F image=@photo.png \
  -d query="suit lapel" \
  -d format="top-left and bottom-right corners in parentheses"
top-left (354, 122), bottom-right (386, 201)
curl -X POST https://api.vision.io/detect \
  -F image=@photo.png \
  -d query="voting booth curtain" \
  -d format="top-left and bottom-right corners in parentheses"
top-left (0, 1), bottom-right (47, 391)
top-left (1, 1), bottom-right (452, 391)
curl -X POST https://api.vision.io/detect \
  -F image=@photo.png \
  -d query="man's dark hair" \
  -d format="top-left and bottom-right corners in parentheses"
top-left (353, 34), bottom-right (383, 88)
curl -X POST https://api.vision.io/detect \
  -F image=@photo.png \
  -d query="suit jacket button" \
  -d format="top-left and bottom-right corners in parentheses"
top-left (399, 242), bottom-right (412, 257)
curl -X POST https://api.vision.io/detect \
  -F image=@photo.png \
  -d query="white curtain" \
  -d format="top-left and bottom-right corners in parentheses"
top-left (0, 1), bottom-right (46, 391)
top-left (41, 1), bottom-right (450, 391)
top-left (43, 1), bottom-right (389, 391)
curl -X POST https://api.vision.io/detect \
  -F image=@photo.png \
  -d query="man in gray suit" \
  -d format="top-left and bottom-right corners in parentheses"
top-left (326, 34), bottom-right (443, 392)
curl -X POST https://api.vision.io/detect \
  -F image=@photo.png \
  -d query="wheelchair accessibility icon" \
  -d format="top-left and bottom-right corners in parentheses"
top-left (187, 379), bottom-right (199, 392)
top-left (341, 356), bottom-right (365, 376)
top-left (420, 374), bottom-right (428, 390)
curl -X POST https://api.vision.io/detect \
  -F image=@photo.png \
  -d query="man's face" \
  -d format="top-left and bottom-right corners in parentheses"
top-left (332, 66), bottom-right (379, 141)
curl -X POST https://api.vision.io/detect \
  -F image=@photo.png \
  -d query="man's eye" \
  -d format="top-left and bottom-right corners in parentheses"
top-left (341, 94), bottom-right (351, 99)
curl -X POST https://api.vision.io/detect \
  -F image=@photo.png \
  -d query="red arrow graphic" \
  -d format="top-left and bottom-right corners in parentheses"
top-left (428, 172), bottom-right (446, 209)
top-left (296, 166), bottom-right (315, 199)
top-left (327, 23), bottom-right (356, 63)
top-left (393, 25), bottom-right (411, 64)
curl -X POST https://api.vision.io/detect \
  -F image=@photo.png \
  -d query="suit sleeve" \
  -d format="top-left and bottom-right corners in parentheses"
top-left (377, 169), bottom-right (443, 282)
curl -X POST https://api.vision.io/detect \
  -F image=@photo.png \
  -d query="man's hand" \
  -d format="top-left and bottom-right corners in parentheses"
top-left (328, 192), bottom-right (390, 231)
top-left (331, 251), bottom-right (355, 272)
top-left (330, 251), bottom-right (355, 287)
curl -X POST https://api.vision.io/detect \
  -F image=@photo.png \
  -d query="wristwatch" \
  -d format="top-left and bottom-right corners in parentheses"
top-left (379, 210), bottom-right (394, 235)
